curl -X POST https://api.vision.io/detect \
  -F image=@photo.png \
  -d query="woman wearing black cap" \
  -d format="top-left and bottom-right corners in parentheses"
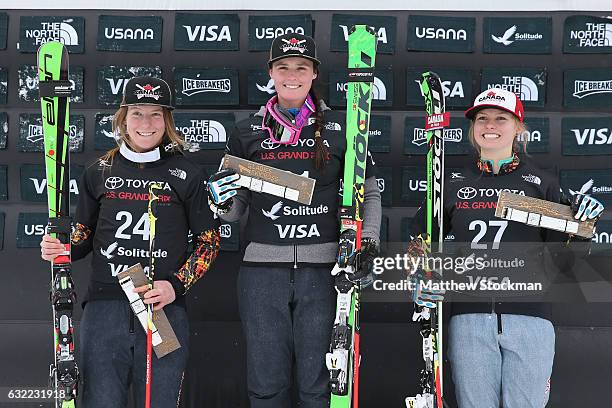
top-left (208, 33), bottom-right (382, 407)
top-left (40, 76), bottom-right (221, 408)
top-left (407, 88), bottom-right (604, 407)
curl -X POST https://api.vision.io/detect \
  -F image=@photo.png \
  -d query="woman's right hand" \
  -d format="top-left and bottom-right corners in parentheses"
top-left (40, 234), bottom-right (68, 262)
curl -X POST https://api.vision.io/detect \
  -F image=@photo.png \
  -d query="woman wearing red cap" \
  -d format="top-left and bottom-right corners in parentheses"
top-left (40, 76), bottom-right (221, 407)
top-left (207, 33), bottom-right (381, 407)
top-left (407, 88), bottom-right (604, 407)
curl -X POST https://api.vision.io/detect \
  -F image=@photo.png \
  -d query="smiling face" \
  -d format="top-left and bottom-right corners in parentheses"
top-left (125, 105), bottom-right (166, 152)
top-left (471, 108), bottom-right (523, 157)
top-left (269, 57), bottom-right (317, 109)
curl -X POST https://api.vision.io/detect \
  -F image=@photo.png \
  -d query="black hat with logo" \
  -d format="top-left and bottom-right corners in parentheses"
top-left (268, 33), bottom-right (320, 67)
top-left (121, 76), bottom-right (174, 110)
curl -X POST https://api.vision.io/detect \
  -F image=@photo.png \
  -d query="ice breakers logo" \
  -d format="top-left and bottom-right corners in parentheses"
top-left (25, 21), bottom-right (79, 46)
top-left (487, 76), bottom-right (539, 102)
top-left (28, 124), bottom-right (76, 143)
top-left (104, 28), bottom-right (154, 40)
top-left (570, 22), bottom-right (612, 47)
top-left (412, 128), bottom-right (463, 147)
top-left (522, 174), bottom-right (541, 185)
top-left (492, 25), bottom-right (543, 46)
top-left (572, 128), bottom-right (612, 145)
top-left (256, 78), bottom-right (275, 94)
top-left (177, 120), bottom-right (227, 144)
top-left (182, 78), bottom-right (231, 96)
top-left (573, 80), bottom-right (612, 99)
top-left (340, 25), bottom-right (388, 43)
top-left (183, 25), bottom-right (232, 42)
top-left (255, 26), bottom-right (304, 40)
top-left (169, 168), bottom-right (187, 180)
top-left (415, 26), bottom-right (467, 40)
top-left (337, 77), bottom-right (387, 100)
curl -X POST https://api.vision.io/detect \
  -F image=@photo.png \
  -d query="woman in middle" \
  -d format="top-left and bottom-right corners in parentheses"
top-left (207, 33), bottom-right (382, 407)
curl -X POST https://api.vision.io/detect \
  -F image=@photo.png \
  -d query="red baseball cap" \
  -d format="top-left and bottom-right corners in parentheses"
top-left (464, 88), bottom-right (524, 123)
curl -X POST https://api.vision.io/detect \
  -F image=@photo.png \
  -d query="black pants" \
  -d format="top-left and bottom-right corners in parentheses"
top-left (238, 265), bottom-right (336, 408)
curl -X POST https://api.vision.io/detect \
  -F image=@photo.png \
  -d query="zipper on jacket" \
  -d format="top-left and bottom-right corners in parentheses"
top-left (290, 245), bottom-right (297, 283)
top-left (129, 310), bottom-right (135, 334)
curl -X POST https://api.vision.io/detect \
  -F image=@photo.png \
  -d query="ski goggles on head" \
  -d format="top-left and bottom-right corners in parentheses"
top-left (262, 97), bottom-right (301, 145)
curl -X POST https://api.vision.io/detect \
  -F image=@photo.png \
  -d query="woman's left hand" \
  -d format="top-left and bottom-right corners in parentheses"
top-left (134, 280), bottom-right (176, 311)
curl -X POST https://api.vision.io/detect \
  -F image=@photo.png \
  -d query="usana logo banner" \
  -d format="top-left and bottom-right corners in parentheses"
top-left (16, 212), bottom-right (48, 248)
top-left (406, 15), bottom-right (476, 53)
top-left (519, 117), bottom-right (550, 153)
top-left (97, 15), bottom-right (163, 52)
top-left (248, 14), bottom-right (313, 51)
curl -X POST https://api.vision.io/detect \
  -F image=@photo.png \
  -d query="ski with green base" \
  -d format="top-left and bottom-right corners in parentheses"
top-left (326, 25), bottom-right (377, 408)
top-left (406, 72), bottom-right (448, 408)
top-left (38, 41), bottom-right (78, 408)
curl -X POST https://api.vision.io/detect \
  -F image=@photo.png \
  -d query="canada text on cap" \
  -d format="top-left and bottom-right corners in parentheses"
top-left (120, 76), bottom-right (174, 110)
top-left (464, 88), bottom-right (524, 123)
top-left (268, 33), bottom-right (321, 67)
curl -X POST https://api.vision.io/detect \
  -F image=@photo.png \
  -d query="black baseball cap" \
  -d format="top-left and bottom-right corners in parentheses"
top-left (120, 76), bottom-right (174, 110)
top-left (268, 33), bottom-right (320, 67)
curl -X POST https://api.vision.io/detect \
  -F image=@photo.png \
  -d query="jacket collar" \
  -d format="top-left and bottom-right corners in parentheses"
top-left (477, 153), bottom-right (520, 175)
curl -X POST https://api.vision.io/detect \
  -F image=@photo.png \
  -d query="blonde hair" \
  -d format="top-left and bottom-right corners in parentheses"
top-left (100, 104), bottom-right (185, 164)
top-left (468, 113), bottom-right (528, 155)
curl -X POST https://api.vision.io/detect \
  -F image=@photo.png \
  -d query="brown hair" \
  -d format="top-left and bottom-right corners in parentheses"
top-left (309, 81), bottom-right (329, 170)
top-left (467, 112), bottom-right (528, 155)
top-left (100, 104), bottom-right (185, 164)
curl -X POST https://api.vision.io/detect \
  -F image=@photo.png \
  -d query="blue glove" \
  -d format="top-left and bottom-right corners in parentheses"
top-left (207, 169), bottom-right (240, 215)
top-left (571, 193), bottom-right (604, 222)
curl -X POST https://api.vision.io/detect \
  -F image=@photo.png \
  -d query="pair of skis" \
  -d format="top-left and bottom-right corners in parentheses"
top-left (406, 73), bottom-right (448, 408)
top-left (39, 41), bottom-right (78, 408)
top-left (39, 41), bottom-right (162, 408)
top-left (326, 25), bottom-right (377, 408)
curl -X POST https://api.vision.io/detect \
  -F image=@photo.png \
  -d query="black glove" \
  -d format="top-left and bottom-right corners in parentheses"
top-left (353, 237), bottom-right (379, 288)
top-left (207, 169), bottom-right (240, 215)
